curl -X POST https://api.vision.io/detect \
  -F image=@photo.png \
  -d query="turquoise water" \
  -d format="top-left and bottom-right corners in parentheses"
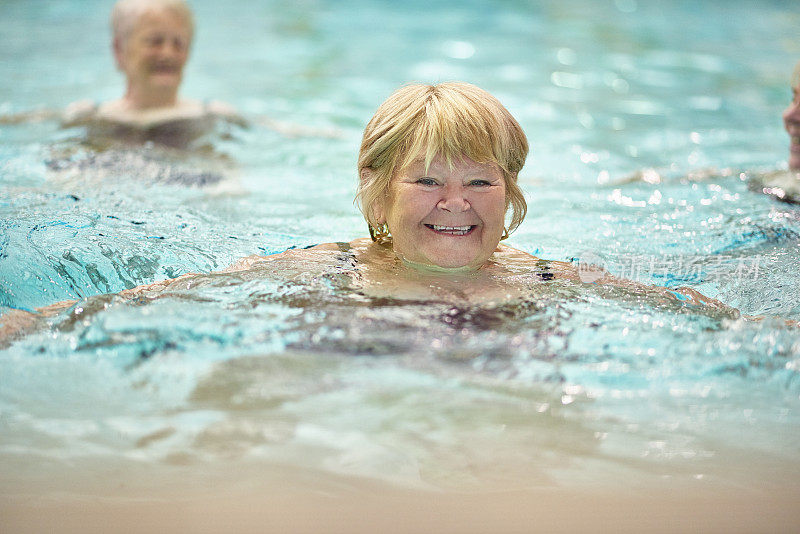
top-left (1, 0), bottom-right (800, 496)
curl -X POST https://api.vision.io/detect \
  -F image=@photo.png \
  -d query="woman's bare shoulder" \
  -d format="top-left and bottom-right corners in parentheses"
top-left (223, 240), bottom-right (370, 273)
top-left (494, 244), bottom-right (537, 261)
top-left (302, 238), bottom-right (374, 254)
top-left (495, 244), bottom-right (563, 265)
top-left (92, 98), bottom-right (207, 127)
top-left (62, 99), bottom-right (98, 126)
top-left (493, 244), bottom-right (583, 280)
top-left (206, 100), bottom-right (248, 127)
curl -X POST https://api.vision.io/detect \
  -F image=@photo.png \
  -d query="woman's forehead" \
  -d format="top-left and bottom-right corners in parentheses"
top-left (134, 8), bottom-right (191, 33)
top-left (402, 153), bottom-right (500, 171)
top-left (395, 155), bottom-right (503, 181)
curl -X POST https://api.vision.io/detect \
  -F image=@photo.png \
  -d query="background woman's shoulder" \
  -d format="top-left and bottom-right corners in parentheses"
top-left (61, 99), bottom-right (98, 127)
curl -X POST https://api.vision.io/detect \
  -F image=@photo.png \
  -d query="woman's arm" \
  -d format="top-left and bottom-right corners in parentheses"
top-left (0, 299), bottom-right (78, 348)
top-left (546, 258), bottom-right (740, 317)
top-left (252, 114), bottom-right (343, 139)
top-left (206, 100), bottom-right (249, 128)
top-left (553, 258), bottom-right (798, 325)
top-left (0, 271), bottom-right (201, 347)
top-left (0, 246), bottom-right (333, 346)
top-left (0, 108), bottom-right (61, 125)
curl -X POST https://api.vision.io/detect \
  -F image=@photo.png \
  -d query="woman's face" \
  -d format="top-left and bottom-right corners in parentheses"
top-left (379, 154), bottom-right (508, 270)
top-left (117, 9), bottom-right (191, 97)
top-left (784, 82), bottom-right (800, 170)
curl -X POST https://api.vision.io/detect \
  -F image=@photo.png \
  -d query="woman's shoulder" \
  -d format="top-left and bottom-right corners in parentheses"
top-left (493, 244), bottom-right (566, 267)
top-left (749, 169), bottom-right (800, 204)
top-left (62, 99), bottom-right (99, 126)
top-left (282, 238), bottom-right (372, 255)
top-left (205, 100), bottom-right (247, 126)
top-left (494, 244), bottom-right (536, 261)
top-left (494, 244), bottom-right (582, 280)
top-left (62, 98), bottom-right (247, 137)
top-left (223, 240), bottom-right (369, 274)
top-left (93, 98), bottom-right (205, 127)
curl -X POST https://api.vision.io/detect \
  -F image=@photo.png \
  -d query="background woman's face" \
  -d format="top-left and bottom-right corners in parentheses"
top-left (119, 9), bottom-right (191, 94)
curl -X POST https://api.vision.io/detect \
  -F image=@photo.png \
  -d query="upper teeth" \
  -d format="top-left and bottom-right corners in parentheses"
top-left (431, 225), bottom-right (471, 232)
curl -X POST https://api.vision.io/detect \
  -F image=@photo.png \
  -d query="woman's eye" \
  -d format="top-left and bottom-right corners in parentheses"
top-left (469, 179), bottom-right (491, 186)
top-left (417, 177), bottom-right (437, 186)
top-left (146, 35), bottom-right (164, 47)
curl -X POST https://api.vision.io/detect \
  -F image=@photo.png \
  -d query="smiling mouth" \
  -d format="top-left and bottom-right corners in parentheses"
top-left (425, 224), bottom-right (476, 236)
top-left (152, 65), bottom-right (180, 73)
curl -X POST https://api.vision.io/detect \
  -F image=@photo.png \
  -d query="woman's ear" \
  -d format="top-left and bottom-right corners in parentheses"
top-left (361, 168), bottom-right (386, 224)
top-left (372, 202), bottom-right (385, 225)
top-left (112, 37), bottom-right (125, 71)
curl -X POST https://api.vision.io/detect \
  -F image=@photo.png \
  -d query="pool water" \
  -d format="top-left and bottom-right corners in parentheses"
top-left (2, 0), bottom-right (800, 506)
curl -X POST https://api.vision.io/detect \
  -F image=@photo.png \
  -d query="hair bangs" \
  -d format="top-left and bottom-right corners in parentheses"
top-left (398, 90), bottom-right (511, 176)
top-left (111, 0), bottom-right (194, 44)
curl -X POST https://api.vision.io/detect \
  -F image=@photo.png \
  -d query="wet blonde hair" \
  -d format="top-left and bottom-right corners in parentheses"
top-left (111, 0), bottom-right (194, 48)
top-left (356, 82), bottom-right (529, 240)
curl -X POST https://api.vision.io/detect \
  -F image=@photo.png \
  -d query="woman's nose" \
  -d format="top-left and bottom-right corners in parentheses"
top-left (437, 185), bottom-right (471, 212)
top-left (156, 39), bottom-right (186, 58)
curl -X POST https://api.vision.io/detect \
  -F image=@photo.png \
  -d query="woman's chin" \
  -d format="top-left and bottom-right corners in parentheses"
top-left (146, 75), bottom-right (182, 92)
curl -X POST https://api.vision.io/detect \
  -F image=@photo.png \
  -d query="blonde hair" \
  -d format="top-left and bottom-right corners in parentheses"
top-left (792, 60), bottom-right (800, 90)
top-left (356, 82), bottom-right (529, 239)
top-left (111, 0), bottom-right (194, 47)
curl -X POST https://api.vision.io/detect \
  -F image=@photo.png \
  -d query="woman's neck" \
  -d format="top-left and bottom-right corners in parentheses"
top-left (397, 257), bottom-right (482, 276)
top-left (360, 239), bottom-right (498, 278)
top-left (123, 85), bottom-right (179, 110)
